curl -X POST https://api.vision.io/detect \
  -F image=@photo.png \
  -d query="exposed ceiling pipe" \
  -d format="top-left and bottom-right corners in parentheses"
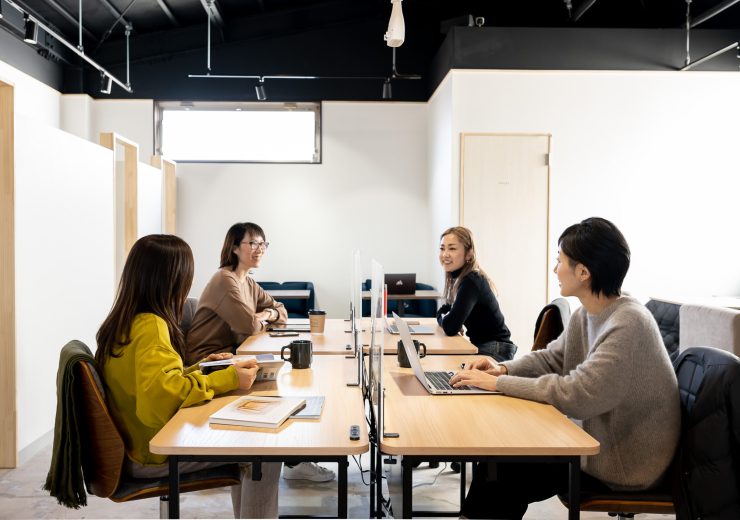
top-left (573, 0), bottom-right (599, 22)
top-left (200, 0), bottom-right (224, 27)
top-left (3, 0), bottom-right (132, 93)
top-left (38, 0), bottom-right (98, 42)
top-left (690, 0), bottom-right (740, 27)
top-left (685, 0), bottom-right (692, 66)
top-left (92, 0), bottom-right (138, 53)
top-left (155, 0), bottom-right (179, 27)
top-left (680, 41), bottom-right (739, 70)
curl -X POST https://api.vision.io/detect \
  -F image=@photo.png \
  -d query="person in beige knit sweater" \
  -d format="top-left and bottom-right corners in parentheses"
top-left (184, 222), bottom-right (336, 484)
top-left (183, 222), bottom-right (287, 366)
top-left (450, 217), bottom-right (680, 519)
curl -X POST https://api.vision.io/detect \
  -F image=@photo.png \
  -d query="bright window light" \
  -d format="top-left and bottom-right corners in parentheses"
top-left (157, 102), bottom-right (320, 163)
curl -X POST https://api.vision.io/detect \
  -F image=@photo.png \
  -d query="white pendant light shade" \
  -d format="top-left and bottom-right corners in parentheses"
top-left (384, 0), bottom-right (405, 48)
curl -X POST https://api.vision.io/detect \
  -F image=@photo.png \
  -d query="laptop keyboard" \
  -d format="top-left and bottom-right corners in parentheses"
top-left (426, 371), bottom-right (473, 391)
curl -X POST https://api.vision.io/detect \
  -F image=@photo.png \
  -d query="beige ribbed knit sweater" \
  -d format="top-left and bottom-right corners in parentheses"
top-left (183, 268), bottom-right (287, 365)
top-left (497, 296), bottom-right (680, 490)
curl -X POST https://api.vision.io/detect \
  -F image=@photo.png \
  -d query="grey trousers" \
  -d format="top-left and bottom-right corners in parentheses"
top-left (125, 458), bottom-right (281, 518)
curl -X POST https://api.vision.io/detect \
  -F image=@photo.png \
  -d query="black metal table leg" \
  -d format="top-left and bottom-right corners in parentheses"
top-left (168, 456), bottom-right (180, 519)
top-left (338, 458), bottom-right (348, 518)
top-left (459, 461), bottom-right (466, 511)
top-left (402, 457), bottom-right (413, 519)
top-left (568, 457), bottom-right (580, 520)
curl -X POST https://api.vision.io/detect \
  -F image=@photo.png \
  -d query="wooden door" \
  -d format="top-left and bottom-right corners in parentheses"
top-left (460, 133), bottom-right (550, 353)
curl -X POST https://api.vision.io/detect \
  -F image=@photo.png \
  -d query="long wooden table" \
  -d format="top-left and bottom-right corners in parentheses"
top-left (236, 318), bottom-right (477, 356)
top-left (150, 356), bottom-right (369, 518)
top-left (378, 355), bottom-right (600, 519)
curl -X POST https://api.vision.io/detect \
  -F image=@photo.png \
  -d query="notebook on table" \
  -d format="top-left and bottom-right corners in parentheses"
top-left (386, 318), bottom-right (435, 335)
top-left (394, 312), bottom-right (499, 395)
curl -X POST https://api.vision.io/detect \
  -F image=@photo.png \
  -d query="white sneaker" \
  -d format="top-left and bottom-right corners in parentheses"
top-left (282, 462), bottom-right (336, 482)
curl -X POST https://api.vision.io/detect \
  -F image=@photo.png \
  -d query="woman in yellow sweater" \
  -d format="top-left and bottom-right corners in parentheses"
top-left (96, 234), bottom-right (280, 518)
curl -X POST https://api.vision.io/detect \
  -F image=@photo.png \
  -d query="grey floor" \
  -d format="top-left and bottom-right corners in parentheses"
top-left (0, 439), bottom-right (676, 519)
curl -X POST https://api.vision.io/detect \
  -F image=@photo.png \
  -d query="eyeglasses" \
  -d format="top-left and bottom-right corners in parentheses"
top-left (241, 240), bottom-right (269, 251)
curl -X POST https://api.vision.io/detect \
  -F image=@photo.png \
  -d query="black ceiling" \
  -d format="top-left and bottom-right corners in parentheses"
top-left (2, 0), bottom-right (740, 101)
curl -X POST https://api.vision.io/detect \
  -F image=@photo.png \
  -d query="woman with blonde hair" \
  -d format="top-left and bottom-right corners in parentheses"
top-left (437, 226), bottom-right (516, 361)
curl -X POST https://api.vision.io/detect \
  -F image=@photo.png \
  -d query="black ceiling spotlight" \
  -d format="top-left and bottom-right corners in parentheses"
top-left (382, 78), bottom-right (392, 100)
top-left (23, 14), bottom-right (38, 45)
top-left (255, 78), bottom-right (267, 101)
top-left (100, 72), bottom-right (112, 94)
top-left (0, 1), bottom-right (4, 20)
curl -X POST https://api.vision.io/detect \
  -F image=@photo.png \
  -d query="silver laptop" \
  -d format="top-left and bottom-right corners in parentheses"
top-left (386, 318), bottom-right (435, 335)
top-left (394, 312), bottom-right (499, 395)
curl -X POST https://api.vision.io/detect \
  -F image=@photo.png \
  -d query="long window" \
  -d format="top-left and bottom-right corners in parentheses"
top-left (155, 101), bottom-right (321, 163)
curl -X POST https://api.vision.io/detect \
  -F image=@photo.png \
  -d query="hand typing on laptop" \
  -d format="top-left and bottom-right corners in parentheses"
top-left (450, 358), bottom-right (508, 392)
top-left (461, 357), bottom-right (508, 376)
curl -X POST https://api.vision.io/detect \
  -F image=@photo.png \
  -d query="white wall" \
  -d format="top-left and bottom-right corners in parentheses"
top-left (437, 70), bottom-right (740, 318)
top-left (14, 117), bottom-right (115, 452)
top-left (178, 102), bottom-right (433, 316)
top-left (427, 75), bottom-right (455, 295)
top-left (92, 99), bottom-right (154, 161)
top-left (0, 58), bottom-right (60, 127)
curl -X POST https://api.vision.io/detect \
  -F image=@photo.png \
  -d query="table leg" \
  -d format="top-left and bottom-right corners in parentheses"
top-left (402, 457), bottom-right (413, 518)
top-left (459, 461), bottom-right (466, 510)
top-left (568, 457), bottom-right (580, 520)
top-left (168, 456), bottom-right (180, 519)
top-left (338, 458), bottom-right (348, 518)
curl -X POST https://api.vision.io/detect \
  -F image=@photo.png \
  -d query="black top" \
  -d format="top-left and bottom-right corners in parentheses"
top-left (437, 269), bottom-right (512, 347)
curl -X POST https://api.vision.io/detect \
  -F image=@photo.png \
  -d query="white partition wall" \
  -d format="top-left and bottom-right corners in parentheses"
top-left (14, 117), bottom-right (115, 454)
top-left (138, 162), bottom-right (164, 237)
top-left (428, 70), bottom-right (740, 345)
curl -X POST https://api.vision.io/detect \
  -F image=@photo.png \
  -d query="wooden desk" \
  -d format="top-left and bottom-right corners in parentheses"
top-left (362, 290), bottom-right (441, 301)
top-left (236, 318), bottom-right (477, 356)
top-left (379, 355), bottom-right (599, 519)
top-left (266, 289), bottom-right (311, 299)
top-left (150, 356), bottom-right (368, 518)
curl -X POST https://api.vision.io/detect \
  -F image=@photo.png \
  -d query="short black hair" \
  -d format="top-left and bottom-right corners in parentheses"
top-left (558, 217), bottom-right (630, 297)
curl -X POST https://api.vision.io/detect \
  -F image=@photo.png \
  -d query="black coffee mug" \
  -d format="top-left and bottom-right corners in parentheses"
top-left (281, 340), bottom-right (313, 369)
top-left (397, 339), bottom-right (426, 368)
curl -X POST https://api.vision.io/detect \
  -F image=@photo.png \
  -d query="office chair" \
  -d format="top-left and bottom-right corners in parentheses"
top-left (282, 281), bottom-right (316, 318)
top-left (180, 297), bottom-right (199, 335)
top-left (71, 343), bottom-right (240, 517)
top-left (561, 346), bottom-right (740, 519)
top-left (645, 299), bottom-right (680, 361)
top-left (532, 298), bottom-right (570, 351)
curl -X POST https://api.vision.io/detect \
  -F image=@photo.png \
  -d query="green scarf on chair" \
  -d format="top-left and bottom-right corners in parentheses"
top-left (43, 340), bottom-right (94, 509)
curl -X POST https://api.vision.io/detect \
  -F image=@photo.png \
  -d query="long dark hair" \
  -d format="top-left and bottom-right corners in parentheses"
top-left (95, 234), bottom-right (194, 366)
top-left (440, 226), bottom-right (495, 304)
top-left (219, 222), bottom-right (266, 270)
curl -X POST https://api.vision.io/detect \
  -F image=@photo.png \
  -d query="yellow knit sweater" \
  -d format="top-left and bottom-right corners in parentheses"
top-left (102, 313), bottom-right (238, 465)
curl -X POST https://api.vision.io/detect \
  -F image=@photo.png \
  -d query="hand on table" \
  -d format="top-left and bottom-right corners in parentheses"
top-left (234, 358), bottom-right (259, 390)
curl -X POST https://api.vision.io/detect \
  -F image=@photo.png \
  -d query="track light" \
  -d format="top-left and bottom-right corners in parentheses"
top-left (0, 2), bottom-right (4, 20)
top-left (382, 78), bottom-right (392, 100)
top-left (23, 15), bottom-right (38, 45)
top-left (100, 72), bottom-right (112, 94)
top-left (384, 0), bottom-right (405, 47)
top-left (255, 79), bottom-right (267, 101)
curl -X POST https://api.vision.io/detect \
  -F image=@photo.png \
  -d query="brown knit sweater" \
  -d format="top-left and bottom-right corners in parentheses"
top-left (183, 268), bottom-right (287, 365)
top-left (497, 296), bottom-right (680, 491)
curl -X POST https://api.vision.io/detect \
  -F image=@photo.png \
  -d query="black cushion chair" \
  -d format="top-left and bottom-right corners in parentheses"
top-left (560, 346), bottom-right (740, 519)
top-left (257, 280), bottom-right (315, 319)
top-left (645, 299), bottom-right (681, 361)
top-left (361, 279), bottom-right (437, 317)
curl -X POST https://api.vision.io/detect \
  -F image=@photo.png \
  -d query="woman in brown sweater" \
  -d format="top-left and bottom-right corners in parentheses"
top-left (184, 222), bottom-right (335, 483)
top-left (183, 222), bottom-right (287, 365)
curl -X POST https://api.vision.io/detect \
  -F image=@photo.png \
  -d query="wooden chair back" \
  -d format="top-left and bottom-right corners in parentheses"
top-left (76, 361), bottom-right (125, 498)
